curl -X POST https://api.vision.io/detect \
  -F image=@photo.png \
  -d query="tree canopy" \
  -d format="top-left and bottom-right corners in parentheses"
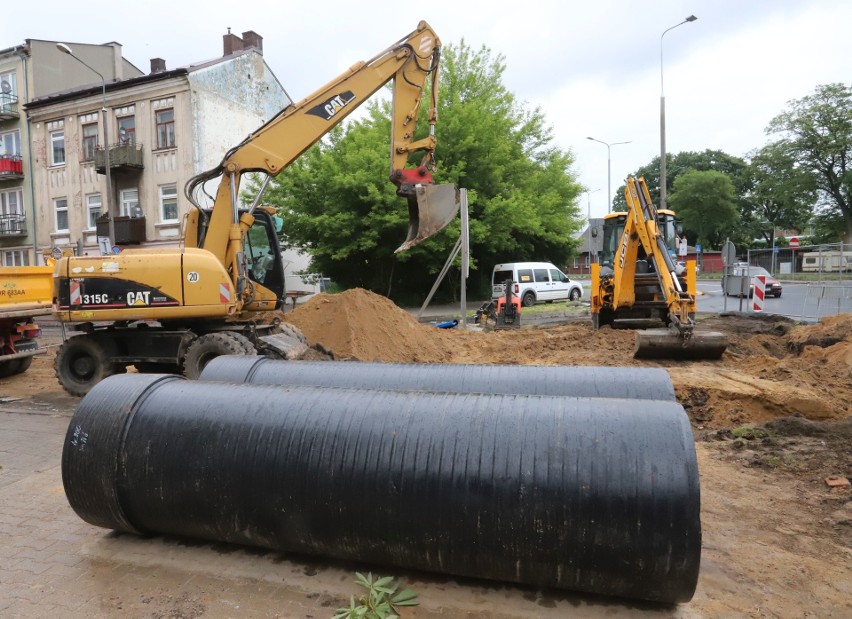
top-left (766, 82), bottom-right (852, 243)
top-left (252, 41), bottom-right (583, 303)
top-left (667, 170), bottom-right (739, 248)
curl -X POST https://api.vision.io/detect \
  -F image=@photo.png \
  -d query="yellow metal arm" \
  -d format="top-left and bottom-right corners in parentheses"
top-left (187, 21), bottom-right (443, 264)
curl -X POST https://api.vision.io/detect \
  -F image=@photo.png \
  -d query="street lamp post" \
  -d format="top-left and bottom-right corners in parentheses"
top-left (659, 15), bottom-right (697, 209)
top-left (56, 43), bottom-right (115, 250)
top-left (586, 137), bottom-right (631, 213)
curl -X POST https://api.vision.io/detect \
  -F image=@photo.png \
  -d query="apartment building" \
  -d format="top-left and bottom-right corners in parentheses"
top-left (24, 31), bottom-right (290, 259)
top-left (0, 39), bottom-right (140, 265)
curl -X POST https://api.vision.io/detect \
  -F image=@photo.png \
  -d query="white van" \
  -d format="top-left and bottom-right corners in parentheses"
top-left (491, 262), bottom-right (583, 306)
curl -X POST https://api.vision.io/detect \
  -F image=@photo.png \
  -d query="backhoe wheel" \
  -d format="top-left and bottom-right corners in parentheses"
top-left (182, 332), bottom-right (256, 380)
top-left (522, 291), bottom-right (536, 307)
top-left (0, 359), bottom-right (22, 378)
top-left (55, 336), bottom-right (119, 397)
top-left (275, 322), bottom-right (308, 346)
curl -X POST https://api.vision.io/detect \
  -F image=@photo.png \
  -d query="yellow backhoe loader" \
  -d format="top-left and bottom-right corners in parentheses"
top-left (591, 176), bottom-right (727, 359)
top-left (51, 21), bottom-right (459, 395)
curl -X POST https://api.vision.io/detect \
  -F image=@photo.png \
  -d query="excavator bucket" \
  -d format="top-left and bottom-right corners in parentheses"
top-left (634, 328), bottom-right (728, 360)
top-left (396, 183), bottom-right (459, 252)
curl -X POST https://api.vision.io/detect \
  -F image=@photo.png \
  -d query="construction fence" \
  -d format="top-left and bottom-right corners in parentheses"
top-left (737, 242), bottom-right (852, 321)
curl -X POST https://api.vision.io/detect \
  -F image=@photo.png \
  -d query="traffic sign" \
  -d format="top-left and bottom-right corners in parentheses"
top-left (789, 236), bottom-right (800, 249)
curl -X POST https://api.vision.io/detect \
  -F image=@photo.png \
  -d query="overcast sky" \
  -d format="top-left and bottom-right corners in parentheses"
top-left (5, 0), bottom-right (848, 219)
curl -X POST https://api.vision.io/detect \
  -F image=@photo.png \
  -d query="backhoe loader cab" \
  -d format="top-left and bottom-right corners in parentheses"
top-left (599, 209), bottom-right (680, 270)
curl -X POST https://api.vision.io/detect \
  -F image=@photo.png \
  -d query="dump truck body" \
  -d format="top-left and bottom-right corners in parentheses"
top-left (0, 265), bottom-right (53, 377)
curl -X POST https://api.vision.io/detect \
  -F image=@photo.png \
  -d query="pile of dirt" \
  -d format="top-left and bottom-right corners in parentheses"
top-left (284, 289), bottom-right (457, 363)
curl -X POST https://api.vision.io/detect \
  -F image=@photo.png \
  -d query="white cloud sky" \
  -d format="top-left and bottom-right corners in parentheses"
top-left (5, 0), bottom-right (848, 219)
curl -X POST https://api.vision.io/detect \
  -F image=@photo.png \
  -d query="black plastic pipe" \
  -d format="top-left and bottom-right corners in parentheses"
top-left (199, 357), bottom-right (677, 401)
top-left (62, 374), bottom-right (701, 604)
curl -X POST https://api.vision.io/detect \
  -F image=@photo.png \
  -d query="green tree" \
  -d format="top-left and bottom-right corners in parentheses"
top-left (744, 142), bottom-right (816, 244)
top-left (255, 41), bottom-right (583, 303)
top-left (766, 83), bottom-right (852, 242)
top-left (613, 149), bottom-right (749, 213)
top-left (668, 170), bottom-right (739, 248)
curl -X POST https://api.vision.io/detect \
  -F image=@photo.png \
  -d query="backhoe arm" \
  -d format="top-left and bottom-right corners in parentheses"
top-left (621, 177), bottom-right (695, 334)
top-left (186, 20), bottom-right (458, 280)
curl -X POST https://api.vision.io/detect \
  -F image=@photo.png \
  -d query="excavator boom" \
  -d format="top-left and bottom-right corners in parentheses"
top-left (592, 177), bottom-right (727, 360)
top-left (185, 20), bottom-right (458, 280)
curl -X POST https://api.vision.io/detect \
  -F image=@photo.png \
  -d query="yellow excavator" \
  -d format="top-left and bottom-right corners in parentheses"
top-left (591, 176), bottom-right (727, 359)
top-left (51, 21), bottom-right (459, 395)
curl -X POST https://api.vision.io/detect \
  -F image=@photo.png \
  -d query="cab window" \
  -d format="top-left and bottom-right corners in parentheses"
top-left (549, 268), bottom-right (565, 282)
top-left (533, 268), bottom-right (550, 282)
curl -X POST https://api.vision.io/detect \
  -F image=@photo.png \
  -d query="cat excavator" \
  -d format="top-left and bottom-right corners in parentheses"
top-left (51, 21), bottom-right (459, 395)
top-left (591, 176), bottom-right (727, 359)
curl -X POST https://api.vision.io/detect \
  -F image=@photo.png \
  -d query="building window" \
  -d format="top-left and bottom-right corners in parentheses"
top-left (54, 197), bottom-right (69, 231)
top-left (50, 130), bottom-right (65, 166)
top-left (117, 116), bottom-right (136, 144)
top-left (0, 129), bottom-right (21, 157)
top-left (0, 188), bottom-right (23, 235)
top-left (0, 71), bottom-right (16, 112)
top-left (155, 109), bottom-right (175, 149)
top-left (160, 184), bottom-right (178, 222)
top-left (120, 189), bottom-right (139, 217)
top-left (2, 250), bottom-right (29, 267)
top-left (86, 194), bottom-right (102, 229)
top-left (81, 123), bottom-right (98, 161)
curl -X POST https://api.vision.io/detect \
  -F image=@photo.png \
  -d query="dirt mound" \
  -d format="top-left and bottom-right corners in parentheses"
top-left (284, 288), bottom-right (456, 362)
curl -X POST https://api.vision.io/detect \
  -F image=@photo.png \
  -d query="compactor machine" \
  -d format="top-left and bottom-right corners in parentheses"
top-left (591, 177), bottom-right (727, 359)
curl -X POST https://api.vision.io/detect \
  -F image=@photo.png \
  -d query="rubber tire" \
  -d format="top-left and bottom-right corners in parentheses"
top-left (55, 336), bottom-right (119, 397)
top-left (522, 291), bottom-right (536, 307)
top-left (0, 359), bottom-right (22, 378)
top-left (276, 322), bottom-right (308, 346)
top-left (569, 288), bottom-right (581, 301)
top-left (182, 332), bottom-right (256, 380)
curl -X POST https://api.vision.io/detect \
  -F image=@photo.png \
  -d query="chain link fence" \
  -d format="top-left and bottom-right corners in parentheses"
top-left (734, 242), bottom-right (852, 320)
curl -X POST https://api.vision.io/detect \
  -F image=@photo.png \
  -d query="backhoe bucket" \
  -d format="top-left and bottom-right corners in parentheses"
top-left (396, 184), bottom-right (459, 252)
top-left (634, 328), bottom-right (728, 360)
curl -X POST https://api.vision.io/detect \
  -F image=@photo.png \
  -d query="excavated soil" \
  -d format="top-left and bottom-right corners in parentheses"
top-left (2, 287), bottom-right (850, 616)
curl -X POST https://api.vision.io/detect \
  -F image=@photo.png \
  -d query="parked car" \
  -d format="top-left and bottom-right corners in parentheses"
top-left (724, 265), bottom-right (782, 298)
top-left (491, 262), bottom-right (583, 306)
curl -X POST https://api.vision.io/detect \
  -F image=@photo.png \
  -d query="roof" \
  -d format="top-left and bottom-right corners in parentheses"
top-left (25, 48), bottom-right (263, 110)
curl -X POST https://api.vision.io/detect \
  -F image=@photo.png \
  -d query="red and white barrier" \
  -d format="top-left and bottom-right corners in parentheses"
top-left (752, 275), bottom-right (766, 312)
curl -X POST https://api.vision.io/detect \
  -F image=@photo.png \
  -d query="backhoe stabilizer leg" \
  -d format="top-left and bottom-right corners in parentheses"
top-left (396, 183), bottom-right (460, 252)
top-left (634, 328), bottom-right (728, 360)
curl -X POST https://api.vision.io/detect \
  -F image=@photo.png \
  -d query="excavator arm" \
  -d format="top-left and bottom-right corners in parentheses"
top-left (184, 20), bottom-right (458, 289)
top-left (596, 176), bottom-right (727, 359)
top-left (619, 177), bottom-right (696, 335)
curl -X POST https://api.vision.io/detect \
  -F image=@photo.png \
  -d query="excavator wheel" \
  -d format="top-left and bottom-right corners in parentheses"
top-left (55, 335), bottom-right (122, 397)
top-left (634, 328), bottom-right (728, 360)
top-left (182, 332), bottom-right (256, 380)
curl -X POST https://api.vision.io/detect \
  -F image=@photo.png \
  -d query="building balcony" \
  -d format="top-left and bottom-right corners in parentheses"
top-left (96, 214), bottom-right (147, 245)
top-left (0, 94), bottom-right (19, 120)
top-left (0, 213), bottom-right (26, 237)
top-left (0, 154), bottom-right (23, 180)
top-left (95, 143), bottom-right (144, 174)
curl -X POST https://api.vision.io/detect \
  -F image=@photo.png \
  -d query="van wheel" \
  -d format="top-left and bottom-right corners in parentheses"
top-left (522, 291), bottom-right (536, 307)
top-left (569, 288), bottom-right (581, 301)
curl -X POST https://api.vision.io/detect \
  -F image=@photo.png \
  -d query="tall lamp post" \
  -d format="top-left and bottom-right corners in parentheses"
top-left (659, 14), bottom-right (697, 209)
top-left (56, 43), bottom-right (115, 249)
top-left (586, 137), bottom-right (630, 213)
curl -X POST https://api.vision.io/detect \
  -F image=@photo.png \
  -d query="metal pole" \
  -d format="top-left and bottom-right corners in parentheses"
top-left (586, 137), bottom-right (630, 213)
top-left (460, 188), bottom-right (469, 328)
top-left (659, 16), bottom-right (698, 209)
